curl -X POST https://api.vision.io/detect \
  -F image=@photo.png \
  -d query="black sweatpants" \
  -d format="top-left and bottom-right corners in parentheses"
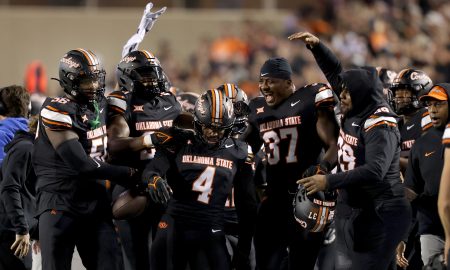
top-left (335, 198), bottom-right (412, 270)
top-left (39, 209), bottom-right (123, 270)
top-left (0, 230), bottom-right (31, 270)
top-left (254, 197), bottom-right (324, 270)
top-left (151, 213), bottom-right (231, 270)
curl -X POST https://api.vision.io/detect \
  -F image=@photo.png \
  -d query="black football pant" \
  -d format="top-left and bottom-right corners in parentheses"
top-left (0, 230), bottom-right (31, 270)
top-left (334, 198), bottom-right (412, 270)
top-left (39, 210), bottom-right (123, 270)
top-left (151, 214), bottom-right (231, 270)
top-left (254, 197), bottom-right (324, 270)
top-left (113, 184), bottom-right (164, 270)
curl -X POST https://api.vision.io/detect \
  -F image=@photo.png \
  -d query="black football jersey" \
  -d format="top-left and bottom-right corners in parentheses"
top-left (246, 83), bottom-right (335, 194)
top-left (107, 90), bottom-right (181, 167)
top-left (145, 137), bottom-right (254, 228)
top-left (398, 107), bottom-right (430, 157)
top-left (33, 95), bottom-right (109, 215)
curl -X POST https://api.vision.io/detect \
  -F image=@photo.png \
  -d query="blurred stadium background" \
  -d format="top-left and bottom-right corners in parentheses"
top-left (1, 0), bottom-right (448, 99)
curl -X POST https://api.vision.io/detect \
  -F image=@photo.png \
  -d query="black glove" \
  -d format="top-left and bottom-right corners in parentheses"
top-left (151, 127), bottom-right (195, 147)
top-left (146, 175), bottom-right (172, 204)
top-left (302, 161), bottom-right (331, 178)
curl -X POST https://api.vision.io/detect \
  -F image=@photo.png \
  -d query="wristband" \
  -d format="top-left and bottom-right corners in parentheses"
top-left (143, 134), bottom-right (153, 148)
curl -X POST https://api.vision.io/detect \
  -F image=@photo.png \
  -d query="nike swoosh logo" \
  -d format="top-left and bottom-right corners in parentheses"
top-left (406, 124), bottom-right (415, 130)
top-left (291, 100), bottom-right (301, 107)
top-left (211, 229), bottom-right (221, 233)
top-left (164, 106), bottom-right (172, 110)
top-left (99, 108), bottom-right (104, 113)
top-left (352, 122), bottom-right (359, 127)
top-left (425, 151), bottom-right (435, 157)
top-left (224, 144), bottom-right (234, 148)
top-left (260, 73), bottom-right (269, 77)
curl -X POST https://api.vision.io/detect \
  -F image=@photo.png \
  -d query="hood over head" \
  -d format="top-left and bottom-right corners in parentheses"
top-left (339, 67), bottom-right (388, 119)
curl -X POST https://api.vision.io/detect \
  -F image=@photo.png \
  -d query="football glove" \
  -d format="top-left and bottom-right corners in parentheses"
top-left (150, 127), bottom-right (194, 147)
top-left (147, 175), bottom-right (172, 204)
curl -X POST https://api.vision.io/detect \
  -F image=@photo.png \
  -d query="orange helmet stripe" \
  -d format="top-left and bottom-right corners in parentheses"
top-left (140, 50), bottom-right (155, 59)
top-left (75, 48), bottom-right (99, 66)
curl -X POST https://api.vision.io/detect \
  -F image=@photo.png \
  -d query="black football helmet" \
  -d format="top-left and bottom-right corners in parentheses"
top-left (176, 92), bottom-right (200, 114)
top-left (216, 83), bottom-right (250, 135)
top-left (293, 185), bottom-right (336, 232)
top-left (390, 68), bottom-right (433, 115)
top-left (376, 67), bottom-right (397, 110)
top-left (58, 48), bottom-right (105, 103)
top-left (193, 89), bottom-right (235, 147)
top-left (116, 50), bottom-right (170, 99)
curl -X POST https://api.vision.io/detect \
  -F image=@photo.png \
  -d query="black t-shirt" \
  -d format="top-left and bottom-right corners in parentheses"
top-left (405, 127), bottom-right (445, 237)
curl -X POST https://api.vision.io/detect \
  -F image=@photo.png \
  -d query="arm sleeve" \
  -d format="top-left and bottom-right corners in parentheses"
top-left (327, 127), bottom-right (399, 190)
top-left (404, 145), bottom-right (424, 194)
top-left (142, 148), bottom-right (172, 180)
top-left (234, 158), bottom-right (257, 262)
top-left (0, 144), bottom-right (31, 234)
top-left (55, 139), bottom-right (134, 187)
top-left (244, 122), bottom-right (263, 156)
top-left (308, 42), bottom-right (344, 96)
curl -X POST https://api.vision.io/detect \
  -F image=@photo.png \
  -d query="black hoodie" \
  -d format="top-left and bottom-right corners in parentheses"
top-left (309, 42), bottom-right (405, 208)
top-left (0, 130), bottom-right (37, 237)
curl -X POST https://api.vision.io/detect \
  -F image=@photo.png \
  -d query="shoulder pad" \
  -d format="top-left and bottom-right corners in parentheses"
top-left (40, 97), bottom-right (74, 130)
top-left (107, 90), bottom-right (128, 115)
top-left (364, 114), bottom-right (397, 132)
top-left (421, 111), bottom-right (432, 132)
top-left (314, 84), bottom-right (335, 108)
top-left (443, 124), bottom-right (450, 146)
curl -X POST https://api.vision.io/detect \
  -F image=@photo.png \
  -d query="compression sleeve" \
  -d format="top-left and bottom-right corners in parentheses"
top-left (56, 139), bottom-right (135, 187)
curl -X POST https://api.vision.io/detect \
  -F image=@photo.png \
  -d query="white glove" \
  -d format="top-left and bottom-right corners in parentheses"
top-left (122, 2), bottom-right (167, 58)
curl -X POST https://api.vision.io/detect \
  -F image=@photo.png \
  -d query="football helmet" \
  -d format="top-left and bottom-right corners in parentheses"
top-left (193, 89), bottom-right (235, 147)
top-left (293, 185), bottom-right (336, 232)
top-left (390, 69), bottom-right (433, 114)
top-left (376, 67), bottom-right (397, 109)
top-left (58, 48), bottom-right (105, 103)
top-left (116, 50), bottom-right (170, 98)
top-left (217, 83), bottom-right (250, 135)
top-left (176, 92), bottom-right (200, 113)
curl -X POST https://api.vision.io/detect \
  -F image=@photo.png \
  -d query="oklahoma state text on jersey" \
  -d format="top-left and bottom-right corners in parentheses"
top-left (144, 137), bottom-right (254, 227)
top-left (247, 83), bottom-right (335, 193)
top-left (107, 90), bottom-right (181, 166)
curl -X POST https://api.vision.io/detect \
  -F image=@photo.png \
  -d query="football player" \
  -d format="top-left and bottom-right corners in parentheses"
top-left (403, 84), bottom-right (449, 265)
top-left (107, 49), bottom-right (181, 270)
top-left (390, 69), bottom-right (433, 174)
top-left (216, 83), bottom-right (257, 269)
top-left (176, 91), bottom-right (199, 114)
top-left (144, 89), bottom-right (257, 270)
top-left (32, 49), bottom-right (140, 270)
top-left (292, 31), bottom-right (412, 270)
top-left (243, 56), bottom-right (339, 269)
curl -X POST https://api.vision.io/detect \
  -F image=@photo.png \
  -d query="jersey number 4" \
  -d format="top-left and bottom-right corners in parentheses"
top-left (262, 127), bottom-right (298, 165)
top-left (192, 166), bottom-right (216, 204)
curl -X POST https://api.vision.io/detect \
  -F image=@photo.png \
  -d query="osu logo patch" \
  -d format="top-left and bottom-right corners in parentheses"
top-left (158, 221), bottom-right (169, 229)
